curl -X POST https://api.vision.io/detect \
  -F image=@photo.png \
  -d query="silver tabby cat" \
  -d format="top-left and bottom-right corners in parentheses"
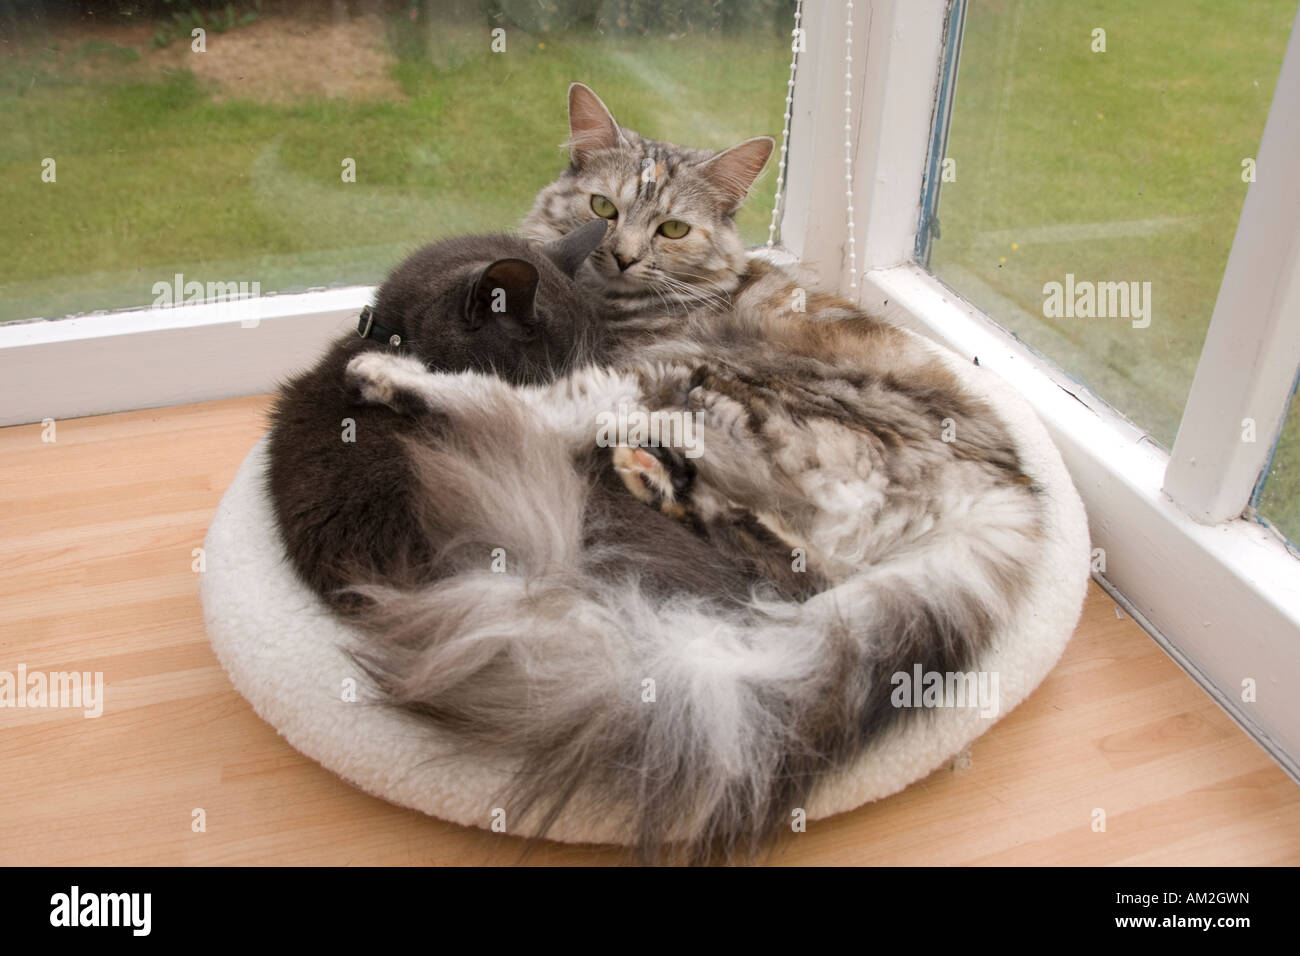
top-left (523, 83), bottom-right (776, 330)
top-left (345, 84), bottom-right (1047, 862)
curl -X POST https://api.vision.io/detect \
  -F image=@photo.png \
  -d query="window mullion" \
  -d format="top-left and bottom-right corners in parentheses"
top-left (851, 1), bottom-right (950, 283)
top-left (778, 0), bottom-right (866, 277)
top-left (783, 0), bottom-right (952, 297)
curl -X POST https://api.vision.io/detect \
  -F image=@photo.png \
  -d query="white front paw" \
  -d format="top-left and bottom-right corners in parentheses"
top-left (345, 352), bottom-right (429, 409)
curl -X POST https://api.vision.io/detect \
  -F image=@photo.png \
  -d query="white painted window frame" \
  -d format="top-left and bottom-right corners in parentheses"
top-left (782, 0), bottom-right (1300, 778)
top-left (0, 287), bottom-right (373, 426)
top-left (0, 0), bottom-right (1296, 775)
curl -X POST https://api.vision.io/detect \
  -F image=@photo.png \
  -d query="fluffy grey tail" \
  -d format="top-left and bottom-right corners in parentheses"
top-left (345, 416), bottom-right (1039, 863)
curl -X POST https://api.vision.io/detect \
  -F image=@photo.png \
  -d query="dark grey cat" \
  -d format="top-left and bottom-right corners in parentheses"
top-left (267, 222), bottom-right (770, 615)
top-left (268, 228), bottom-right (599, 607)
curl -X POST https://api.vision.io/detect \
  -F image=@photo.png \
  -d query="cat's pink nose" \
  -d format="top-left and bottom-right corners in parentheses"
top-left (614, 253), bottom-right (640, 272)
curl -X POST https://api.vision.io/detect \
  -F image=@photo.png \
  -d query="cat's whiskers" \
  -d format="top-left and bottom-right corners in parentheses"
top-left (658, 265), bottom-right (732, 290)
top-left (663, 266), bottom-right (738, 294)
top-left (649, 276), bottom-right (716, 315)
top-left (664, 267), bottom-right (726, 284)
top-left (654, 273), bottom-right (731, 313)
top-left (645, 278), bottom-right (679, 317)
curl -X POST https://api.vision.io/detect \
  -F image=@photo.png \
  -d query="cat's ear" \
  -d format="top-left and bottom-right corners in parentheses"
top-left (697, 136), bottom-right (776, 213)
top-left (466, 258), bottom-right (540, 336)
top-left (567, 82), bottom-right (626, 167)
top-left (543, 218), bottom-right (608, 277)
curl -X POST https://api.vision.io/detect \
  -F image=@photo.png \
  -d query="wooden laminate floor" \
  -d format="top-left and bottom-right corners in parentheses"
top-left (1, 395), bottom-right (1297, 865)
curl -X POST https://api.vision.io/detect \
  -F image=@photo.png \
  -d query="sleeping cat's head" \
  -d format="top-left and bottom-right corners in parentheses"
top-left (369, 219), bottom-right (608, 384)
top-left (522, 83), bottom-right (774, 315)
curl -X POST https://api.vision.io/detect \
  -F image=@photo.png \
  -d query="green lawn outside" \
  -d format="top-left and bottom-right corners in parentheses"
top-left (1, 13), bottom-right (789, 323)
top-left (930, 0), bottom-right (1300, 541)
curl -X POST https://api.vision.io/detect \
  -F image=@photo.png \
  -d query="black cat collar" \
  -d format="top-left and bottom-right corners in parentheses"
top-left (357, 306), bottom-right (404, 347)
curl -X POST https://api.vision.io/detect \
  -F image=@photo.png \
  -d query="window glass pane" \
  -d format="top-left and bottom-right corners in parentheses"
top-left (1, 1), bottom-right (795, 324)
top-left (1255, 386), bottom-right (1300, 545)
top-left (927, 0), bottom-right (1297, 447)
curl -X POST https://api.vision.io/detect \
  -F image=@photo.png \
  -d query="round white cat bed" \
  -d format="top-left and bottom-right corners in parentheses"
top-left (199, 338), bottom-right (1090, 846)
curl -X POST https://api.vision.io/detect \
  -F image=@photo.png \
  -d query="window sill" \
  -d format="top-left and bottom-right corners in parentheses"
top-left (0, 287), bottom-right (373, 427)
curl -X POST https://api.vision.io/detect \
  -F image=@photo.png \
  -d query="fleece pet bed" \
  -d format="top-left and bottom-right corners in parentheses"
top-left (200, 336), bottom-right (1090, 845)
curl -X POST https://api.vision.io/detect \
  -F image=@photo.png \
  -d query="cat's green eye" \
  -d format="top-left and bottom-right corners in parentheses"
top-left (590, 195), bottom-right (618, 220)
top-left (657, 220), bottom-right (691, 239)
